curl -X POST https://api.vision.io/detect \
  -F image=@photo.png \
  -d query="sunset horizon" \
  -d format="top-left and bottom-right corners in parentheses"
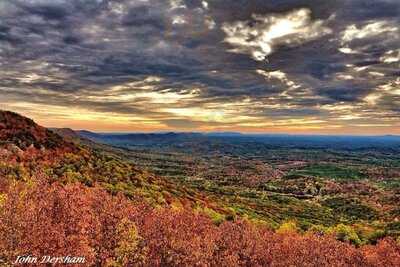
top-left (2, 107), bottom-right (400, 135)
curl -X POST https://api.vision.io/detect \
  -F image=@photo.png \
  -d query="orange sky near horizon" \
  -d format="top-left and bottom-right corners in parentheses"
top-left (3, 104), bottom-right (398, 136)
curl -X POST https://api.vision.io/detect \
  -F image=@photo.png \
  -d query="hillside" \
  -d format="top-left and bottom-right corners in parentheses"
top-left (0, 111), bottom-right (221, 209)
top-left (50, 128), bottom-right (82, 142)
top-left (0, 111), bottom-right (71, 149)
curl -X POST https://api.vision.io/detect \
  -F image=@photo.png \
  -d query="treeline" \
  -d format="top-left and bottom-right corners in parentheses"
top-left (1, 177), bottom-right (399, 266)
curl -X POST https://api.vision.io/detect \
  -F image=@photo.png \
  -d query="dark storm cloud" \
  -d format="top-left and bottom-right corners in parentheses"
top-left (0, 0), bottom-right (399, 129)
top-left (22, 4), bottom-right (69, 20)
top-left (317, 86), bottom-right (369, 102)
top-left (338, 0), bottom-right (400, 21)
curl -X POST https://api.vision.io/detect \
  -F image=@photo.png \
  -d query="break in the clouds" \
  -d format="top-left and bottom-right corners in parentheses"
top-left (0, 0), bottom-right (399, 134)
top-left (222, 8), bottom-right (332, 61)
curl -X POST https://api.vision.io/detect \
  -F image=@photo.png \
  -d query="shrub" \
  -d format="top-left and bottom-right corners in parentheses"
top-left (327, 224), bottom-right (362, 246)
top-left (276, 221), bottom-right (299, 234)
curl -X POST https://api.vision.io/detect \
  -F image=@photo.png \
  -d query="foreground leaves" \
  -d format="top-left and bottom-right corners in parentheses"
top-left (0, 178), bottom-right (399, 266)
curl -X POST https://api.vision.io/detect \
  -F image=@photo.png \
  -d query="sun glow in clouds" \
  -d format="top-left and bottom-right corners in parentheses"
top-left (222, 8), bottom-right (331, 61)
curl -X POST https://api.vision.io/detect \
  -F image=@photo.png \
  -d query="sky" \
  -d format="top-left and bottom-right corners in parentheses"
top-left (0, 0), bottom-right (399, 134)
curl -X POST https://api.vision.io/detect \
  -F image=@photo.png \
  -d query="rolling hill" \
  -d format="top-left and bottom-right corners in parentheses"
top-left (0, 111), bottom-right (72, 150)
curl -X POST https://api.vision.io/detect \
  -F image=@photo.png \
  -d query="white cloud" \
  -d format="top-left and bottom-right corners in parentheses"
top-left (339, 20), bottom-right (399, 61)
top-left (222, 8), bottom-right (332, 61)
top-left (355, 66), bottom-right (369, 72)
top-left (336, 74), bottom-right (354, 80)
top-left (363, 78), bottom-right (400, 105)
top-left (202, 1), bottom-right (209, 10)
top-left (257, 69), bottom-right (286, 80)
top-left (380, 50), bottom-right (400, 63)
top-left (338, 47), bottom-right (359, 54)
top-left (169, 0), bottom-right (186, 10)
top-left (341, 21), bottom-right (398, 44)
top-left (172, 15), bottom-right (186, 25)
top-left (368, 71), bottom-right (385, 77)
top-left (380, 78), bottom-right (400, 94)
top-left (364, 93), bottom-right (382, 105)
top-left (205, 18), bottom-right (216, 29)
top-left (256, 69), bottom-right (301, 98)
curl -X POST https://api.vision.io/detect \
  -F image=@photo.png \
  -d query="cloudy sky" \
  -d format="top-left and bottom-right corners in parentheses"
top-left (0, 0), bottom-right (399, 134)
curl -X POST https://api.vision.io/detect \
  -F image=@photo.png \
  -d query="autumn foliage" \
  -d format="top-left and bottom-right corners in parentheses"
top-left (0, 111), bottom-right (75, 150)
top-left (1, 110), bottom-right (400, 266)
top-left (1, 178), bottom-right (399, 267)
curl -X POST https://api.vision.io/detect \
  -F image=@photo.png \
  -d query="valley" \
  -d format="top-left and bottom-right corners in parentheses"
top-left (69, 130), bottom-right (400, 242)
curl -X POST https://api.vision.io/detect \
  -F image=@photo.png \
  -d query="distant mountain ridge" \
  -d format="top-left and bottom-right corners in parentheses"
top-left (50, 128), bottom-right (81, 141)
top-left (74, 129), bottom-right (400, 152)
top-left (77, 130), bottom-right (204, 143)
top-left (205, 132), bottom-right (243, 137)
top-left (77, 130), bottom-right (400, 139)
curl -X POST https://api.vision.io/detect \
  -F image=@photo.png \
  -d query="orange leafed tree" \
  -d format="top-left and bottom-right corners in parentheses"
top-left (1, 177), bottom-right (399, 266)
